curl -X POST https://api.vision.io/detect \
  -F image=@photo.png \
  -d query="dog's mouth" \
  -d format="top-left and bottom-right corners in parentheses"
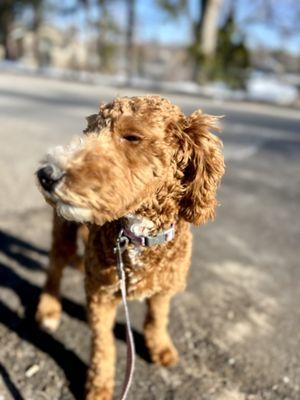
top-left (36, 172), bottom-right (93, 223)
top-left (56, 201), bottom-right (93, 223)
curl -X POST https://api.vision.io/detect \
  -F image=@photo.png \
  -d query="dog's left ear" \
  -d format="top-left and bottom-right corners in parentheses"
top-left (178, 110), bottom-right (225, 225)
top-left (83, 114), bottom-right (99, 134)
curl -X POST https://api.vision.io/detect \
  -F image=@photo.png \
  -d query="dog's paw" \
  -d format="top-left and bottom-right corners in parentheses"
top-left (152, 343), bottom-right (179, 367)
top-left (35, 293), bottom-right (62, 332)
top-left (39, 315), bottom-right (61, 331)
top-left (86, 386), bottom-right (113, 400)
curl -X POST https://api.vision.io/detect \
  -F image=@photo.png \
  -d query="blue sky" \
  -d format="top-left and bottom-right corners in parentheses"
top-left (50, 0), bottom-right (300, 54)
top-left (136, 0), bottom-right (300, 53)
top-left (135, 0), bottom-right (300, 53)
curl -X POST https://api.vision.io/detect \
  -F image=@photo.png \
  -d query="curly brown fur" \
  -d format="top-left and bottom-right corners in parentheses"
top-left (36, 95), bottom-right (224, 399)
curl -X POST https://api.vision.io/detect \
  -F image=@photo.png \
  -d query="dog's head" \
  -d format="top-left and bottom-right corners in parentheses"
top-left (36, 96), bottom-right (224, 226)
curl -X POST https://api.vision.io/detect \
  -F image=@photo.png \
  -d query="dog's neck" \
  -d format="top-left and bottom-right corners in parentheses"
top-left (125, 175), bottom-right (182, 234)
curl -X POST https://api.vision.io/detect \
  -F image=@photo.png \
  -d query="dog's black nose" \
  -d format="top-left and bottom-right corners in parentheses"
top-left (37, 164), bottom-right (63, 192)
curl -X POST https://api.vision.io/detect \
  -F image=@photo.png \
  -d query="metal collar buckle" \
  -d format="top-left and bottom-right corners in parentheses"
top-left (122, 223), bottom-right (175, 248)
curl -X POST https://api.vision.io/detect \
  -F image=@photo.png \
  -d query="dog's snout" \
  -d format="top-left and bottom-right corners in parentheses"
top-left (37, 164), bottom-right (64, 192)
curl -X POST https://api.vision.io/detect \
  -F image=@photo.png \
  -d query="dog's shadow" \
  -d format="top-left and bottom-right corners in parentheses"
top-left (0, 230), bottom-right (150, 400)
top-left (0, 363), bottom-right (24, 400)
top-left (0, 230), bottom-right (48, 271)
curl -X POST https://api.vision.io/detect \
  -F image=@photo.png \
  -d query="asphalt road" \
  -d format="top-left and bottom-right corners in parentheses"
top-left (0, 72), bottom-right (299, 400)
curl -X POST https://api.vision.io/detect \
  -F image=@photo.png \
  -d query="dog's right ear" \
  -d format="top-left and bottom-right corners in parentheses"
top-left (83, 114), bottom-right (99, 134)
top-left (176, 111), bottom-right (225, 225)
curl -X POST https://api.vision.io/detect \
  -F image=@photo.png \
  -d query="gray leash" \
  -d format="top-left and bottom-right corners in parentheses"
top-left (114, 229), bottom-right (135, 400)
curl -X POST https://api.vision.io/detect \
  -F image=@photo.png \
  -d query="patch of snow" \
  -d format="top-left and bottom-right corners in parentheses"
top-left (0, 61), bottom-right (298, 106)
top-left (247, 73), bottom-right (298, 105)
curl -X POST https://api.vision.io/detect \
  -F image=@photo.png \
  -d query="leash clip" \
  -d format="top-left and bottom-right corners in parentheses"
top-left (114, 229), bottom-right (129, 253)
top-left (114, 229), bottom-right (129, 279)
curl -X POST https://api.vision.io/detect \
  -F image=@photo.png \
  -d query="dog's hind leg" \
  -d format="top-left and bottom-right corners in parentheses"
top-left (36, 211), bottom-right (80, 331)
top-left (144, 292), bottom-right (179, 367)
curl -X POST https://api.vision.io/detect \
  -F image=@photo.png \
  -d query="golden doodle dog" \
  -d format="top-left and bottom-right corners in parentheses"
top-left (35, 95), bottom-right (225, 400)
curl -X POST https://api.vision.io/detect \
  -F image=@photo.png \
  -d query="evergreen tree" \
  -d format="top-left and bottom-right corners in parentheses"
top-left (214, 11), bottom-right (250, 88)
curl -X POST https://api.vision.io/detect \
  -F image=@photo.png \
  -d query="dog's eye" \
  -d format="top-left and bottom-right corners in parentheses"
top-left (122, 134), bottom-right (141, 143)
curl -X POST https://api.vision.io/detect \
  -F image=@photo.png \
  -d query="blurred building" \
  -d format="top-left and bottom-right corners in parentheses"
top-left (136, 42), bottom-right (190, 81)
top-left (1, 22), bottom-right (193, 81)
top-left (0, 22), bottom-right (95, 71)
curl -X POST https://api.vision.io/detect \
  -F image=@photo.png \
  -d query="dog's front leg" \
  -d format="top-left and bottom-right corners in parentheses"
top-left (144, 292), bottom-right (179, 367)
top-left (86, 294), bottom-right (119, 400)
top-left (36, 211), bottom-right (78, 331)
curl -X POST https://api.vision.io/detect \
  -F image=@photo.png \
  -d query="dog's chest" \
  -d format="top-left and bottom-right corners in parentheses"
top-left (123, 244), bottom-right (163, 298)
top-left (124, 246), bottom-right (147, 293)
top-left (126, 246), bottom-right (144, 269)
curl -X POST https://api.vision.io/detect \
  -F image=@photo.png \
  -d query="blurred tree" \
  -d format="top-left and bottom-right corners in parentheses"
top-left (70, 0), bottom-right (136, 76)
top-left (0, 1), bottom-right (14, 59)
top-left (53, 0), bottom-right (120, 72)
top-left (78, 0), bottom-right (136, 77)
top-left (125, 0), bottom-right (135, 81)
top-left (158, 0), bottom-right (223, 82)
top-left (237, 0), bottom-right (300, 37)
top-left (0, 0), bottom-right (43, 60)
top-left (191, 0), bottom-right (223, 82)
top-left (157, 0), bottom-right (186, 18)
top-left (96, 0), bottom-right (119, 72)
top-left (31, 0), bottom-right (46, 66)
